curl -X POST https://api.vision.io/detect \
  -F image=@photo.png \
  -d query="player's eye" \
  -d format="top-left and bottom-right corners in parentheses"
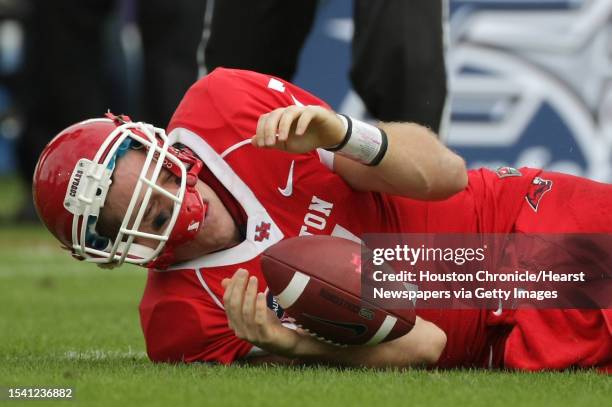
top-left (152, 212), bottom-right (169, 231)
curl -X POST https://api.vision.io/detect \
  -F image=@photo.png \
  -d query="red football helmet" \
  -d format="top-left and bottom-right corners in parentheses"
top-left (33, 113), bottom-right (206, 269)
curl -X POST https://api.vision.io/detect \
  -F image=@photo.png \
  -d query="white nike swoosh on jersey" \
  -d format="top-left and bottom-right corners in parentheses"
top-left (278, 160), bottom-right (295, 197)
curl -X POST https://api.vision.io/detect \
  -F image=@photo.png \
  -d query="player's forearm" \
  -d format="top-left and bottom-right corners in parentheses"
top-left (335, 122), bottom-right (468, 200)
top-left (378, 122), bottom-right (467, 200)
top-left (293, 336), bottom-right (421, 368)
top-left (292, 317), bottom-right (446, 368)
top-left (252, 106), bottom-right (467, 200)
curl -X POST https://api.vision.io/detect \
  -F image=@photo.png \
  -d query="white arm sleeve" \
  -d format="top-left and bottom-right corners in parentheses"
top-left (316, 148), bottom-right (334, 171)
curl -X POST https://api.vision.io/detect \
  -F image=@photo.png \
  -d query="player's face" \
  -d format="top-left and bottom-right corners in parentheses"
top-left (103, 149), bottom-right (241, 262)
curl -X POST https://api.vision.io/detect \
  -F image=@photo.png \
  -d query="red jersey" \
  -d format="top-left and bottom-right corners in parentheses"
top-left (139, 68), bottom-right (540, 367)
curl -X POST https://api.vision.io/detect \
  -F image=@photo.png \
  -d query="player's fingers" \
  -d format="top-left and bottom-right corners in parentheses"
top-left (222, 277), bottom-right (235, 308)
top-left (242, 276), bottom-right (258, 329)
top-left (254, 113), bottom-right (268, 147)
top-left (278, 106), bottom-right (304, 141)
top-left (263, 108), bottom-right (285, 146)
top-left (226, 269), bottom-right (248, 321)
top-left (222, 278), bottom-right (236, 331)
top-left (254, 292), bottom-right (268, 329)
top-left (227, 269), bottom-right (250, 339)
top-left (295, 107), bottom-right (317, 136)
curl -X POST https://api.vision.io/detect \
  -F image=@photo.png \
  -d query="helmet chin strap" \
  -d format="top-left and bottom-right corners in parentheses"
top-left (146, 146), bottom-right (207, 270)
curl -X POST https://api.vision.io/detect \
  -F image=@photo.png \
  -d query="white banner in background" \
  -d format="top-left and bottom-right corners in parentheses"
top-left (447, 0), bottom-right (612, 182)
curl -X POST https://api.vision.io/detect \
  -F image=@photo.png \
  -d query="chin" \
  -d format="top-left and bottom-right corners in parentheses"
top-left (196, 220), bottom-right (233, 252)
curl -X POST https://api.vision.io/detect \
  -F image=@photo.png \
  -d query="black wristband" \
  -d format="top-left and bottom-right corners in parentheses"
top-left (367, 128), bottom-right (388, 166)
top-left (325, 114), bottom-right (352, 152)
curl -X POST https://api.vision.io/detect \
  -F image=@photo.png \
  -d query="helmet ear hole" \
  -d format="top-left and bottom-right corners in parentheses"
top-left (96, 188), bottom-right (103, 196)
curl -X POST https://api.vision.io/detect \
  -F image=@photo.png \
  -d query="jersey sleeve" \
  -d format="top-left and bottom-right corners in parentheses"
top-left (140, 297), bottom-right (252, 364)
top-left (139, 270), bottom-right (253, 364)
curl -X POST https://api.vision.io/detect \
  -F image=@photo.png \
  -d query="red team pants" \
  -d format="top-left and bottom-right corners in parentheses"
top-left (498, 171), bottom-right (612, 372)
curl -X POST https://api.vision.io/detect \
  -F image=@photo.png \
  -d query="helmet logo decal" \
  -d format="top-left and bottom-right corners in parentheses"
top-left (64, 159), bottom-right (112, 216)
top-left (69, 169), bottom-right (84, 197)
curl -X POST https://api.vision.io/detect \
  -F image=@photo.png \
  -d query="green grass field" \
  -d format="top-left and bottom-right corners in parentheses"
top-left (0, 185), bottom-right (610, 406)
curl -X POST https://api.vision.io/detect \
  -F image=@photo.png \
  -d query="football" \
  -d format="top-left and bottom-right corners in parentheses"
top-left (261, 235), bottom-right (416, 346)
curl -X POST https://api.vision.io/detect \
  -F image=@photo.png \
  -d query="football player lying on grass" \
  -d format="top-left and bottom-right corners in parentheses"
top-left (33, 68), bottom-right (611, 371)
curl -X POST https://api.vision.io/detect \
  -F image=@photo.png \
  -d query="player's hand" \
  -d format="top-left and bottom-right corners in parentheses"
top-left (251, 105), bottom-right (345, 153)
top-left (222, 268), bottom-right (301, 357)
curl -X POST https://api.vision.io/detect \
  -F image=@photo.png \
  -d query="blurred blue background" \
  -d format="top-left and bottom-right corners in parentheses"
top-left (1, 0), bottom-right (611, 180)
